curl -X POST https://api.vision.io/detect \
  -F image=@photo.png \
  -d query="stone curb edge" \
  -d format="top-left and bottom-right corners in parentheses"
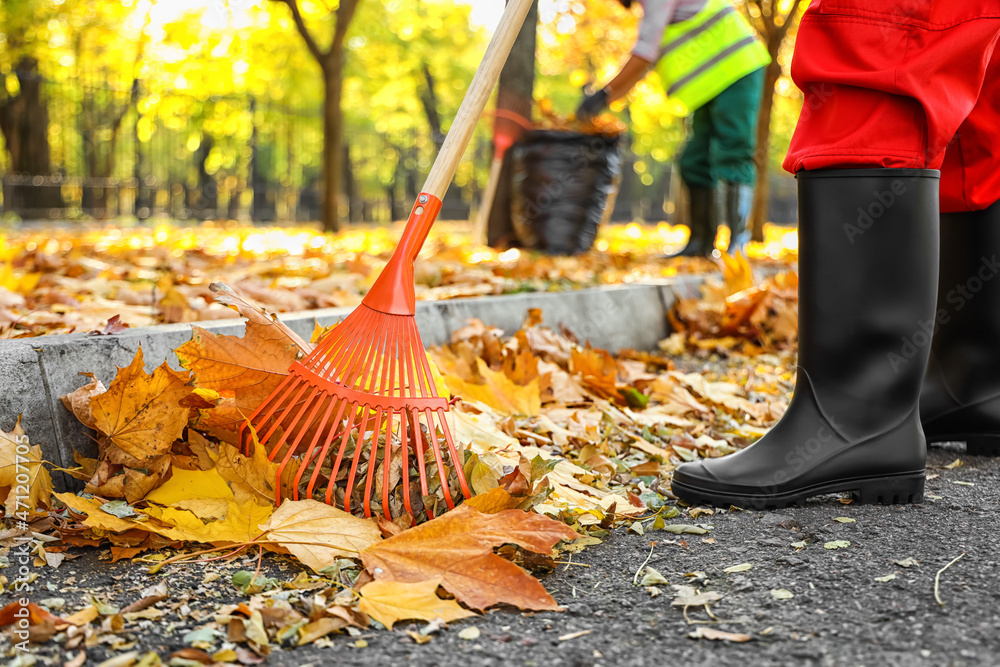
top-left (0, 274), bottom-right (710, 491)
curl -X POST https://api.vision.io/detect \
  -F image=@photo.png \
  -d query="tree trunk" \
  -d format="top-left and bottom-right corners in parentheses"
top-left (321, 55), bottom-right (343, 232)
top-left (418, 63), bottom-right (446, 152)
top-left (342, 141), bottom-right (358, 222)
top-left (486, 0), bottom-right (539, 247)
top-left (0, 57), bottom-right (60, 216)
top-left (749, 53), bottom-right (781, 242)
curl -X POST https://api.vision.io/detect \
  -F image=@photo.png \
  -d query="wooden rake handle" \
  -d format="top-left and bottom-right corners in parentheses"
top-left (421, 0), bottom-right (534, 201)
top-left (366, 0), bottom-right (533, 314)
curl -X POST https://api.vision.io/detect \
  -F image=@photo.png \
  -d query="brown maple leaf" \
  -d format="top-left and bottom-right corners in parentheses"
top-left (360, 505), bottom-right (579, 611)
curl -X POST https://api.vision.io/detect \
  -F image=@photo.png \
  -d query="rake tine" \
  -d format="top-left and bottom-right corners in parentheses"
top-left (379, 316), bottom-right (403, 517)
top-left (324, 310), bottom-right (376, 384)
top-left (309, 315), bottom-right (359, 364)
top-left (303, 397), bottom-right (349, 499)
top-left (412, 409), bottom-right (430, 497)
top-left (300, 313), bottom-right (383, 502)
top-left (344, 405), bottom-right (373, 515)
top-left (381, 410), bottom-right (395, 517)
top-left (324, 402), bottom-right (359, 506)
top-left (260, 380), bottom-right (312, 460)
top-left (357, 318), bottom-right (394, 517)
top-left (292, 394), bottom-right (337, 491)
top-left (309, 308), bottom-right (371, 373)
top-left (270, 390), bottom-right (327, 501)
top-left (244, 372), bottom-right (299, 455)
top-left (400, 407), bottom-right (412, 516)
top-left (425, 408), bottom-right (456, 509)
top-left (361, 408), bottom-right (386, 518)
top-left (438, 408), bottom-right (472, 500)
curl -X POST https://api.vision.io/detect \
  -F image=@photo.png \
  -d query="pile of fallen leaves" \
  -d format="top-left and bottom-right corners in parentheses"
top-left (0, 221), bottom-right (796, 336)
top-left (667, 254), bottom-right (799, 355)
top-left (0, 259), bottom-right (799, 655)
top-left (536, 98), bottom-right (629, 136)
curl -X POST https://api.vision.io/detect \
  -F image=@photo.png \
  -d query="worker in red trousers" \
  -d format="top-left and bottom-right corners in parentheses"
top-left (672, 1), bottom-right (1000, 508)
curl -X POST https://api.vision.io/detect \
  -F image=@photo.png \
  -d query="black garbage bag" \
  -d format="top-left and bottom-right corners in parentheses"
top-left (510, 129), bottom-right (622, 255)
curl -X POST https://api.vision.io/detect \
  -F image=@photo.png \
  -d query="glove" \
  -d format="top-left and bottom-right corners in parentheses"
top-left (576, 88), bottom-right (609, 122)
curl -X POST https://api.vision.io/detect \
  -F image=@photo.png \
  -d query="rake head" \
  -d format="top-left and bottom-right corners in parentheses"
top-left (240, 196), bottom-right (472, 520)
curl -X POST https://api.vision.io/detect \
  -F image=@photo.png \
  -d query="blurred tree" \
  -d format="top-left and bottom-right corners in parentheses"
top-left (70, 1), bottom-right (150, 216)
top-left (270, 0), bottom-right (362, 232)
top-left (0, 0), bottom-right (62, 215)
top-left (740, 0), bottom-right (808, 240)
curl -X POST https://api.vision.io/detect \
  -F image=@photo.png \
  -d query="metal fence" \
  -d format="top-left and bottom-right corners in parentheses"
top-left (0, 75), bottom-right (797, 225)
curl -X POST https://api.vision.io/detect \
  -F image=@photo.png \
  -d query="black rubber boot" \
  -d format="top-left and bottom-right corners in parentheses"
top-left (669, 186), bottom-right (717, 257)
top-left (920, 200), bottom-right (1000, 455)
top-left (724, 181), bottom-right (753, 255)
top-left (672, 169), bottom-right (939, 508)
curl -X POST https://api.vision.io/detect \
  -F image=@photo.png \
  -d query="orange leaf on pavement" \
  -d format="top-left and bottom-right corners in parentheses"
top-left (360, 505), bottom-right (579, 611)
top-left (0, 601), bottom-right (70, 628)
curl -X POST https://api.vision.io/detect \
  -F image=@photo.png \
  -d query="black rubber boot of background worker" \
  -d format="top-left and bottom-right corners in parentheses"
top-left (920, 199), bottom-right (1000, 455)
top-left (724, 181), bottom-right (753, 255)
top-left (668, 186), bottom-right (717, 257)
top-left (672, 169), bottom-right (940, 508)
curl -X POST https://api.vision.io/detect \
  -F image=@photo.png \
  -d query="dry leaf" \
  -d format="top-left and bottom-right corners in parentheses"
top-left (361, 505), bottom-right (579, 611)
top-left (357, 578), bottom-right (476, 630)
top-left (259, 499), bottom-right (382, 572)
top-left (60, 372), bottom-right (107, 430)
top-left (445, 359), bottom-right (541, 416)
top-left (90, 347), bottom-right (193, 464)
top-left (176, 322), bottom-right (300, 433)
top-left (208, 282), bottom-right (312, 354)
top-left (463, 488), bottom-right (524, 514)
top-left (688, 626), bottom-right (752, 642)
top-left (0, 417), bottom-right (53, 512)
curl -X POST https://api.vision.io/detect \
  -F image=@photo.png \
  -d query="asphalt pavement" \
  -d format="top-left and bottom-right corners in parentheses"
top-left (15, 445), bottom-right (1000, 667)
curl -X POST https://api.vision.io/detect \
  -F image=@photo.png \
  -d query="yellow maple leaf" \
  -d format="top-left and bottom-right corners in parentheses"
top-left (444, 358), bottom-right (540, 416)
top-left (259, 499), bottom-right (382, 573)
top-left (357, 578), bottom-right (476, 630)
top-left (0, 418), bottom-right (53, 513)
top-left (57, 487), bottom-right (273, 546)
top-left (144, 467), bottom-right (234, 506)
top-left (212, 438), bottom-right (284, 507)
top-left (90, 348), bottom-right (193, 464)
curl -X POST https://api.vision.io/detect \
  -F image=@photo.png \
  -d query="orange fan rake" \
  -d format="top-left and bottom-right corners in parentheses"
top-left (239, 0), bottom-right (533, 520)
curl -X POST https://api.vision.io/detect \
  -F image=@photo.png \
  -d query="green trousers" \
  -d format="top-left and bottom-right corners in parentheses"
top-left (678, 68), bottom-right (764, 188)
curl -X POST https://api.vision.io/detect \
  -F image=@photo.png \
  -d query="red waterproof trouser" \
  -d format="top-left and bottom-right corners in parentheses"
top-left (783, 1), bottom-right (1000, 212)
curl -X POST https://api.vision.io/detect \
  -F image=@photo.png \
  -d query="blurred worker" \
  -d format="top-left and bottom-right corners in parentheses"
top-left (576, 0), bottom-right (770, 256)
top-left (672, 2), bottom-right (1000, 508)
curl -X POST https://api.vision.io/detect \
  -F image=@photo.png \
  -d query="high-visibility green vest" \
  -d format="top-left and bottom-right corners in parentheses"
top-left (654, 0), bottom-right (770, 116)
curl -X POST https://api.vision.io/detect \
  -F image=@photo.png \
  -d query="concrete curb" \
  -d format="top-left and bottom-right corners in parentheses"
top-left (1, 274), bottom-right (709, 490)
